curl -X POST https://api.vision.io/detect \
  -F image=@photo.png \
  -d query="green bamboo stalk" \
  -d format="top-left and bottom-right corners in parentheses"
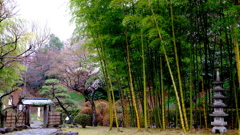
top-left (233, 25), bottom-right (240, 126)
top-left (160, 57), bottom-right (166, 130)
top-left (141, 29), bottom-right (148, 131)
top-left (148, 0), bottom-right (186, 132)
top-left (201, 77), bottom-right (207, 129)
top-left (125, 30), bottom-right (141, 130)
top-left (109, 74), bottom-right (120, 131)
top-left (169, 0), bottom-right (188, 130)
top-left (97, 35), bottom-right (114, 130)
top-left (189, 45), bottom-right (193, 130)
top-left (162, 42), bottom-right (186, 132)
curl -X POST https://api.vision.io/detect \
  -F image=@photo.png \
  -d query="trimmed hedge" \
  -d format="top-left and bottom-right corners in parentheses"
top-left (74, 114), bottom-right (91, 128)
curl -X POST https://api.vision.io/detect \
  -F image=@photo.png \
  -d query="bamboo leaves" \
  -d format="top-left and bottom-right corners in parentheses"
top-left (69, 0), bottom-right (240, 132)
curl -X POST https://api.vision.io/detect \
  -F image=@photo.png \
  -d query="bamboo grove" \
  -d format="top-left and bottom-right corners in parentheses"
top-left (69, 0), bottom-right (240, 132)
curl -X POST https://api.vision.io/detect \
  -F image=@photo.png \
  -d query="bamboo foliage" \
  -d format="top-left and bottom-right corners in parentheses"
top-left (69, 0), bottom-right (240, 132)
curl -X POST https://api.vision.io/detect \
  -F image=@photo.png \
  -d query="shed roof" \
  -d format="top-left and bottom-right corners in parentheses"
top-left (21, 98), bottom-right (54, 106)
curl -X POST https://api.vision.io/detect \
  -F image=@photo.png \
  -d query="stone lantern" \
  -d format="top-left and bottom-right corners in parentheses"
top-left (209, 70), bottom-right (228, 134)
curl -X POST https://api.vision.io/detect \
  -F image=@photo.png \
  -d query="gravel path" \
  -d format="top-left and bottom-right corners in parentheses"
top-left (5, 128), bottom-right (59, 135)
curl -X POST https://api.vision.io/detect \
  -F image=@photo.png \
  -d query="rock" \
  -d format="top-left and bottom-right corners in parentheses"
top-left (64, 131), bottom-right (79, 135)
top-left (4, 127), bottom-right (14, 133)
top-left (69, 125), bottom-right (75, 128)
top-left (15, 125), bottom-right (28, 130)
top-left (55, 132), bottom-right (64, 135)
top-left (0, 128), bottom-right (5, 133)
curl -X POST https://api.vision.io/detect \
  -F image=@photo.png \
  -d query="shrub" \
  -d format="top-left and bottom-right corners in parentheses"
top-left (80, 106), bottom-right (104, 126)
top-left (74, 114), bottom-right (91, 128)
top-left (56, 108), bottom-right (81, 124)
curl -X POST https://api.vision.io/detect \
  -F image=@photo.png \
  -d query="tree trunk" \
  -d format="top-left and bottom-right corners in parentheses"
top-left (55, 97), bottom-right (73, 124)
top-left (0, 102), bottom-right (5, 128)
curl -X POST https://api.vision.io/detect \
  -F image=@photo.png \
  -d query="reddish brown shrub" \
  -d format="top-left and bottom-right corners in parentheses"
top-left (84, 101), bottom-right (91, 107)
top-left (79, 106), bottom-right (103, 125)
top-left (79, 107), bottom-right (92, 115)
top-left (96, 100), bottom-right (109, 117)
top-left (102, 114), bottom-right (110, 126)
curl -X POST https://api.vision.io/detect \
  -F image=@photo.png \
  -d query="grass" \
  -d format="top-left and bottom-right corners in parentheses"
top-left (30, 113), bottom-right (43, 122)
top-left (68, 91), bottom-right (85, 103)
top-left (61, 126), bottom-right (238, 135)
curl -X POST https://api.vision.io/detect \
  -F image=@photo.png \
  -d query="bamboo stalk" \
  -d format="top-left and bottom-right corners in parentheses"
top-left (201, 77), bottom-right (208, 129)
top-left (148, 0), bottom-right (186, 132)
top-left (125, 30), bottom-right (141, 130)
top-left (141, 29), bottom-right (148, 131)
top-left (232, 21), bottom-right (240, 130)
top-left (97, 35), bottom-right (114, 130)
top-left (169, 0), bottom-right (189, 130)
top-left (109, 75), bottom-right (120, 131)
top-left (189, 45), bottom-right (193, 130)
top-left (160, 57), bottom-right (166, 130)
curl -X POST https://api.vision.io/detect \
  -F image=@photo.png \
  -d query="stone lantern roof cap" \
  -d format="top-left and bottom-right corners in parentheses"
top-left (209, 111), bottom-right (229, 117)
top-left (212, 81), bottom-right (223, 85)
top-left (212, 94), bottom-right (226, 99)
top-left (212, 86), bottom-right (225, 91)
top-left (210, 102), bottom-right (227, 108)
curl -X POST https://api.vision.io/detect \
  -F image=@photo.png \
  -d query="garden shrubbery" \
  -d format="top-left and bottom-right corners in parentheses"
top-left (73, 114), bottom-right (91, 128)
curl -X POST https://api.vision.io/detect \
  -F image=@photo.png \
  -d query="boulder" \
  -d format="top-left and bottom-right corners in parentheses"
top-left (4, 127), bottom-right (14, 133)
top-left (55, 132), bottom-right (64, 135)
top-left (15, 125), bottom-right (28, 130)
top-left (64, 131), bottom-right (78, 135)
top-left (0, 128), bottom-right (5, 134)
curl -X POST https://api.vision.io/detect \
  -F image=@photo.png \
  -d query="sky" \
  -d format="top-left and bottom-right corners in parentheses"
top-left (16, 0), bottom-right (75, 41)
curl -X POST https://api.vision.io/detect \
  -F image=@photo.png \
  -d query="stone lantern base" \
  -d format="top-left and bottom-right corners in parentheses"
top-left (212, 126), bottom-right (227, 134)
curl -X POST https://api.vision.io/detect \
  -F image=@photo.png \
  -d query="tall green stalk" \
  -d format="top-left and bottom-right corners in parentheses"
top-left (148, 0), bottom-right (186, 132)
top-left (189, 45), bottom-right (193, 129)
top-left (169, 0), bottom-right (189, 130)
top-left (97, 35), bottom-right (114, 130)
top-left (109, 74), bottom-right (120, 131)
top-left (160, 57), bottom-right (166, 130)
top-left (125, 30), bottom-right (141, 130)
top-left (201, 77), bottom-right (207, 129)
top-left (141, 29), bottom-right (148, 131)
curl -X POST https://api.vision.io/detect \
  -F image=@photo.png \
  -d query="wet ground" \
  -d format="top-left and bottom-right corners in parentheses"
top-left (5, 128), bottom-right (59, 135)
top-left (4, 120), bottom-right (59, 135)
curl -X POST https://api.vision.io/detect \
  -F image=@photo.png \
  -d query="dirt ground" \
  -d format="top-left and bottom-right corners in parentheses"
top-left (62, 126), bottom-right (238, 135)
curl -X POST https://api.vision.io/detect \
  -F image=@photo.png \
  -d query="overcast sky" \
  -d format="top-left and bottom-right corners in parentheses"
top-left (16, 0), bottom-right (75, 41)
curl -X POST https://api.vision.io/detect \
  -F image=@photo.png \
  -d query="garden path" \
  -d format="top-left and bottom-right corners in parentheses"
top-left (5, 128), bottom-right (58, 135)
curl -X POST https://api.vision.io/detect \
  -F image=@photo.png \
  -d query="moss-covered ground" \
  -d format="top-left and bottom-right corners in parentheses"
top-left (62, 126), bottom-right (238, 135)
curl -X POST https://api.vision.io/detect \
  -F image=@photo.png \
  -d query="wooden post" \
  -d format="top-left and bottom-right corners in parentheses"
top-left (25, 106), bottom-right (30, 126)
top-left (43, 105), bottom-right (49, 128)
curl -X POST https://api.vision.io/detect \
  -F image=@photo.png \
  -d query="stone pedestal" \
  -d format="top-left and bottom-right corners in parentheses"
top-left (209, 70), bottom-right (228, 134)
